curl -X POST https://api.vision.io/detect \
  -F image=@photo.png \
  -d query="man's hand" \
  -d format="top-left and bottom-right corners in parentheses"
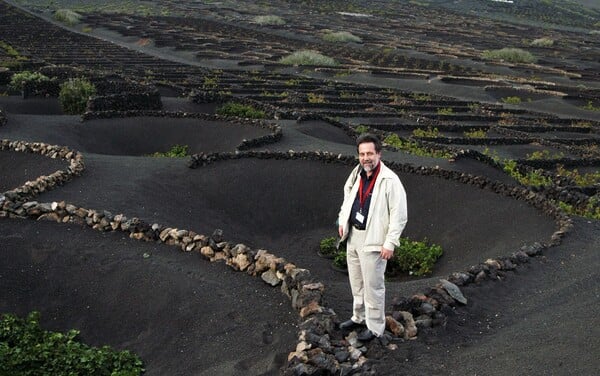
top-left (380, 247), bottom-right (393, 260)
top-left (338, 225), bottom-right (344, 238)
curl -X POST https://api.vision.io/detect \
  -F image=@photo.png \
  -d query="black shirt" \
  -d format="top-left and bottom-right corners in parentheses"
top-left (349, 165), bottom-right (379, 230)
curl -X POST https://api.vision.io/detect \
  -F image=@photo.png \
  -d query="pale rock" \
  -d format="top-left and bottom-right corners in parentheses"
top-left (261, 269), bottom-right (280, 286)
top-left (300, 301), bottom-right (323, 318)
top-left (200, 246), bottom-right (214, 258)
top-left (385, 316), bottom-right (405, 337)
top-left (398, 311), bottom-right (418, 339)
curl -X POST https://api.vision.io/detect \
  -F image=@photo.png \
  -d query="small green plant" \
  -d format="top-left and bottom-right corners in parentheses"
top-left (467, 103), bottom-right (481, 112)
top-left (58, 77), bottom-right (96, 115)
top-left (464, 129), bottom-right (487, 138)
top-left (481, 48), bottom-right (536, 64)
top-left (322, 31), bottom-right (362, 43)
top-left (202, 75), bottom-right (219, 90)
top-left (557, 199), bottom-right (600, 220)
top-left (581, 101), bottom-right (600, 112)
top-left (526, 149), bottom-right (565, 160)
top-left (284, 79), bottom-right (300, 86)
top-left (150, 144), bottom-right (189, 158)
top-left (307, 92), bottom-right (326, 103)
top-left (54, 9), bottom-right (82, 26)
top-left (0, 311), bottom-right (144, 376)
top-left (436, 107), bottom-right (454, 115)
top-left (333, 249), bottom-right (347, 269)
top-left (530, 37), bottom-right (554, 47)
top-left (384, 133), bottom-right (452, 158)
top-left (502, 159), bottom-right (552, 187)
top-left (319, 236), bottom-right (339, 258)
top-left (0, 41), bottom-right (26, 60)
top-left (412, 127), bottom-right (440, 138)
top-left (355, 125), bottom-right (369, 134)
top-left (556, 165), bottom-right (600, 186)
top-left (411, 93), bottom-right (431, 102)
top-left (82, 26), bottom-right (93, 33)
top-left (391, 237), bottom-right (443, 276)
top-left (8, 71), bottom-right (50, 91)
top-left (252, 15), bottom-right (286, 25)
top-left (261, 90), bottom-right (288, 98)
top-left (216, 102), bottom-right (266, 119)
top-left (502, 96), bottom-right (522, 104)
top-left (339, 91), bottom-right (358, 99)
top-left (279, 50), bottom-right (338, 67)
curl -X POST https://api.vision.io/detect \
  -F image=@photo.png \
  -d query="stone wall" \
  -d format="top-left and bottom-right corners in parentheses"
top-left (81, 110), bottom-right (283, 150)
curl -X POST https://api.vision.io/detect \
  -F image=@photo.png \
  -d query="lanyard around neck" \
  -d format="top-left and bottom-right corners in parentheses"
top-left (358, 163), bottom-right (380, 210)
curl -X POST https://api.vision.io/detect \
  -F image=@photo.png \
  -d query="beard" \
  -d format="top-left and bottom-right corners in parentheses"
top-left (361, 160), bottom-right (378, 173)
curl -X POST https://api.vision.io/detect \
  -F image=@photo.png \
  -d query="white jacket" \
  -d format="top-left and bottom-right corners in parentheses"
top-left (338, 161), bottom-right (408, 252)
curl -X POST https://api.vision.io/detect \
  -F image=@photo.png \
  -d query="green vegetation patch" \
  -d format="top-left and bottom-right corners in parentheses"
top-left (279, 50), bottom-right (338, 67)
top-left (384, 133), bottom-right (452, 158)
top-left (322, 31), bottom-right (362, 43)
top-left (323, 236), bottom-right (443, 277)
top-left (8, 71), bottom-right (50, 91)
top-left (0, 311), bottom-right (144, 376)
top-left (530, 37), bottom-right (554, 47)
top-left (216, 102), bottom-right (266, 119)
top-left (252, 15), bottom-right (286, 25)
top-left (526, 149), bottom-right (565, 160)
top-left (482, 48), bottom-right (536, 64)
top-left (149, 144), bottom-right (189, 158)
top-left (436, 107), bottom-right (454, 115)
top-left (502, 96), bottom-right (522, 104)
top-left (556, 165), bottom-right (600, 186)
top-left (412, 127), bottom-right (440, 138)
top-left (463, 129), bottom-right (487, 138)
top-left (557, 198), bottom-right (600, 220)
top-left (581, 101), bottom-right (600, 112)
top-left (392, 237), bottom-right (443, 276)
top-left (58, 77), bottom-right (96, 115)
top-left (54, 9), bottom-right (82, 26)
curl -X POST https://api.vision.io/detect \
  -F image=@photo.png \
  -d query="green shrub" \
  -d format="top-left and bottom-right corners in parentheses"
top-left (319, 236), bottom-right (338, 258)
top-left (410, 93), bottom-right (431, 101)
top-left (391, 237), bottom-right (443, 276)
top-left (384, 133), bottom-right (452, 158)
top-left (307, 92), bottom-right (326, 103)
top-left (252, 15), bottom-right (285, 25)
top-left (355, 125), bottom-right (369, 134)
top-left (502, 159), bottom-right (552, 187)
top-left (481, 48), bottom-right (536, 64)
top-left (279, 50), bottom-right (338, 67)
top-left (463, 129), bottom-right (487, 138)
top-left (581, 101), bottom-right (600, 112)
top-left (502, 96), bottom-right (522, 104)
top-left (150, 144), bottom-right (189, 158)
top-left (556, 165), bottom-right (600, 186)
top-left (54, 9), bottom-right (82, 26)
top-left (322, 31), bottom-right (362, 43)
top-left (0, 311), bottom-right (144, 376)
top-left (557, 199), bottom-right (600, 220)
top-left (58, 78), bottom-right (96, 114)
top-left (530, 37), bottom-right (554, 47)
top-left (8, 71), bottom-right (50, 91)
top-left (216, 102), bottom-right (266, 118)
top-left (436, 107), bottom-right (454, 115)
top-left (333, 249), bottom-right (347, 269)
top-left (526, 149), bottom-right (564, 160)
top-left (412, 127), bottom-right (440, 138)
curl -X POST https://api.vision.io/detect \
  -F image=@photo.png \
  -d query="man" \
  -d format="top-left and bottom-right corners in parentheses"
top-left (337, 133), bottom-right (408, 341)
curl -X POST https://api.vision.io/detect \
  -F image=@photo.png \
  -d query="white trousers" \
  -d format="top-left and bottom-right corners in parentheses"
top-left (347, 228), bottom-right (387, 336)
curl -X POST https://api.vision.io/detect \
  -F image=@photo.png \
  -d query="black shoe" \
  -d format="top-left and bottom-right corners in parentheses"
top-left (357, 329), bottom-right (378, 342)
top-left (339, 319), bottom-right (364, 330)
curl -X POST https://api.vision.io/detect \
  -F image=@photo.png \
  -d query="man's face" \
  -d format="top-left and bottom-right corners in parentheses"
top-left (358, 142), bottom-right (381, 174)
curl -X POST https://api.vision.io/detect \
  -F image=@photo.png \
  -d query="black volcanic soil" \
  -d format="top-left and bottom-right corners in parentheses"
top-left (2, 97), bottom-right (597, 375)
